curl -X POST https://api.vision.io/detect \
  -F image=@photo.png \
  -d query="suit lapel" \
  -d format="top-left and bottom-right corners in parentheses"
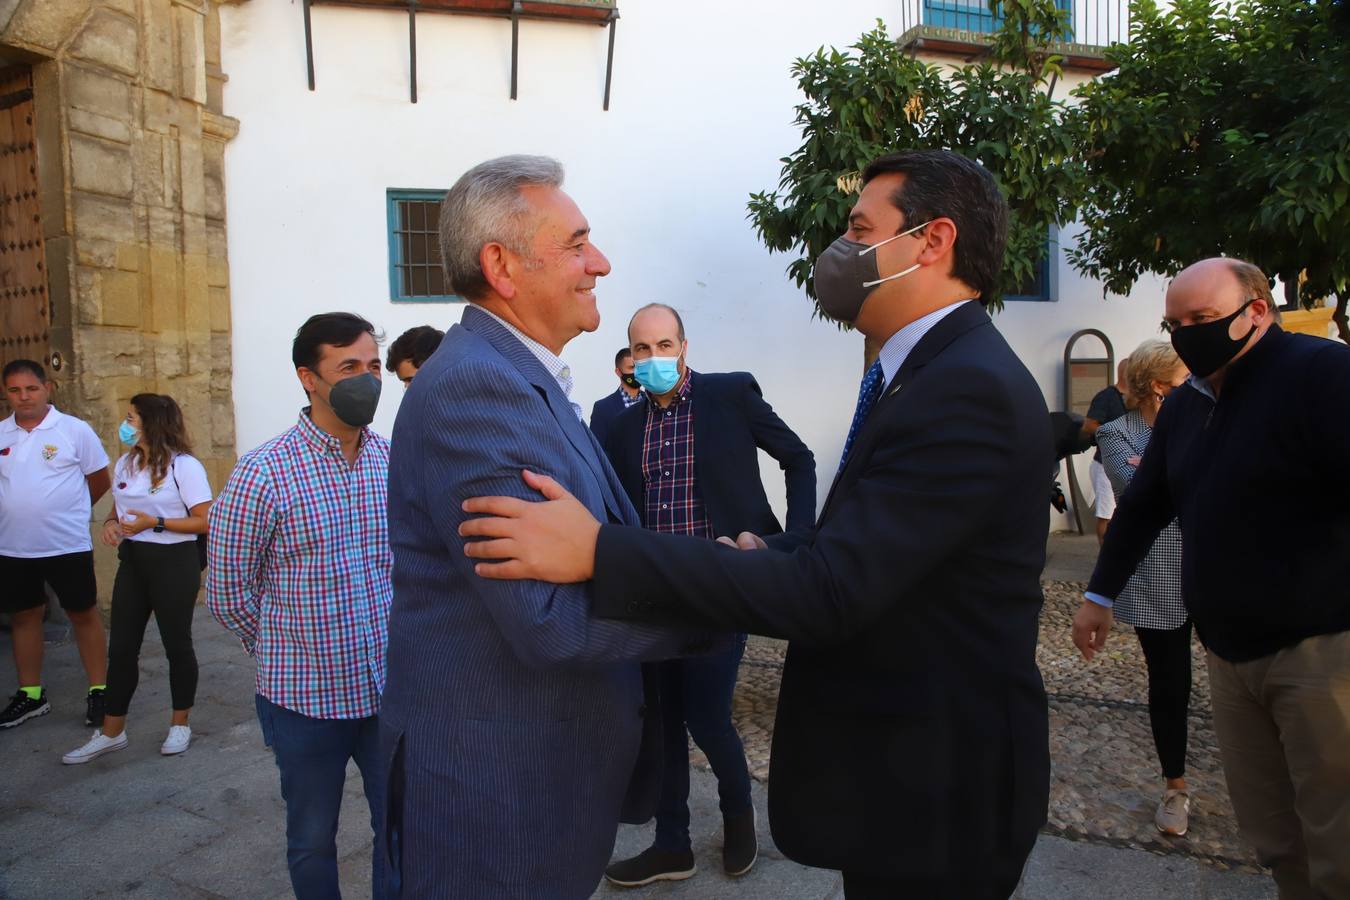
top-left (818, 301), bottom-right (992, 523)
top-left (462, 306), bottom-right (630, 524)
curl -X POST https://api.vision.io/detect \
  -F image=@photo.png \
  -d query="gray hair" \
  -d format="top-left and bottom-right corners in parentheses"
top-left (438, 155), bottom-right (565, 300)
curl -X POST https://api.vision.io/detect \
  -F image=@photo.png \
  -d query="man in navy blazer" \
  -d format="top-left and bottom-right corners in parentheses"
top-left (379, 155), bottom-right (704, 899)
top-left (588, 346), bottom-right (641, 447)
top-left (600, 303), bottom-right (814, 886)
top-left (460, 151), bottom-right (1052, 899)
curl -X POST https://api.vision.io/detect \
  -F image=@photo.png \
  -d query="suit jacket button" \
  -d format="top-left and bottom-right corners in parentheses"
top-left (626, 601), bottom-right (639, 613)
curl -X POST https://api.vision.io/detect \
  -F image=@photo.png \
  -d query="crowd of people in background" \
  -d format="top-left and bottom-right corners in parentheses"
top-left (1, 148), bottom-right (1346, 900)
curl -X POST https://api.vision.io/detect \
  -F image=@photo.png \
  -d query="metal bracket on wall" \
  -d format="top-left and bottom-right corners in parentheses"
top-left (303, 0), bottom-right (620, 109)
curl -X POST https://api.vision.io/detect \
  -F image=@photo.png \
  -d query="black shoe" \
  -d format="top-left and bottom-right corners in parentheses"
top-left (723, 808), bottom-right (758, 876)
top-left (604, 846), bottom-right (696, 887)
top-left (85, 688), bottom-right (106, 727)
top-left (0, 690), bottom-right (51, 729)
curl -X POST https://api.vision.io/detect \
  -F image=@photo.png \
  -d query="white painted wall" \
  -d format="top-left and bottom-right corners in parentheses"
top-left (220, 0), bottom-right (1165, 528)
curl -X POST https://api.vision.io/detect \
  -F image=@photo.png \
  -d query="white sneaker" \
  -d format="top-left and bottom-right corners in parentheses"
top-left (160, 724), bottom-right (191, 756)
top-left (1155, 788), bottom-right (1191, 836)
top-left (63, 730), bottom-right (129, 765)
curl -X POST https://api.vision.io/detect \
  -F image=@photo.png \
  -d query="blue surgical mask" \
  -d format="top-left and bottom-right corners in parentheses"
top-left (634, 355), bottom-right (682, 395)
top-left (117, 421), bottom-right (139, 446)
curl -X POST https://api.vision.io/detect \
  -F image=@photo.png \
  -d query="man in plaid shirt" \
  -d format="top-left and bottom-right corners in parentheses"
top-left (207, 312), bottom-right (392, 900)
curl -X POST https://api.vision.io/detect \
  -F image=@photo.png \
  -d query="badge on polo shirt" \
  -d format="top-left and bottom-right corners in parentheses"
top-left (0, 447), bottom-right (9, 456)
top-left (42, 444), bottom-right (58, 461)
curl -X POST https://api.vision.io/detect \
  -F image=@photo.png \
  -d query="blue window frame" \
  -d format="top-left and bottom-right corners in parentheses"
top-left (1007, 231), bottom-right (1056, 302)
top-left (387, 189), bottom-right (459, 303)
top-left (923, 0), bottom-right (1073, 35)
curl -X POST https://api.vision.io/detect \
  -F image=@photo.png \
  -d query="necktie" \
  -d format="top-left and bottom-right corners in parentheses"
top-left (839, 360), bottom-right (884, 473)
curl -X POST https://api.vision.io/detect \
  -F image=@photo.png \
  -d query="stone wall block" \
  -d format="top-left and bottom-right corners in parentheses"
top-left (144, 0), bottom-right (176, 92)
top-left (132, 136), bottom-right (166, 207)
top-left (77, 325), bottom-right (144, 380)
top-left (65, 64), bottom-right (132, 120)
top-left (178, 134), bottom-right (206, 216)
top-left (99, 268), bottom-right (143, 327)
top-left (147, 204), bottom-right (179, 247)
top-left (210, 395), bottom-right (234, 452)
top-left (74, 264), bottom-right (101, 326)
top-left (68, 9), bottom-right (139, 77)
top-left (142, 88), bottom-right (176, 134)
top-left (185, 328), bottom-right (211, 375)
top-left (70, 133), bottom-right (133, 198)
top-left (104, 0), bottom-right (136, 15)
top-left (181, 210), bottom-right (206, 257)
top-left (208, 284), bottom-right (229, 333)
top-left (68, 107), bottom-right (132, 144)
top-left (4, 0), bottom-right (92, 54)
top-left (182, 251), bottom-right (208, 328)
top-left (115, 243), bottom-right (140, 272)
top-left (152, 335), bottom-right (186, 378)
top-left (147, 247), bottom-right (182, 333)
top-left (162, 133), bottom-right (182, 208)
top-left (175, 4), bottom-right (207, 104)
top-left (209, 332), bottom-right (231, 380)
top-left (205, 255), bottom-right (227, 288)
top-left (205, 220), bottom-right (226, 261)
top-left (76, 237), bottom-right (116, 269)
top-left (73, 192), bottom-right (136, 245)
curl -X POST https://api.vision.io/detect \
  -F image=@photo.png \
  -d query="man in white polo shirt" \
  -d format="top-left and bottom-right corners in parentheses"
top-left (0, 359), bottom-right (112, 729)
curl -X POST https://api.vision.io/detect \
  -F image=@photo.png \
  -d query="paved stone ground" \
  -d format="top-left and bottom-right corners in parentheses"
top-left (0, 534), bottom-right (1275, 899)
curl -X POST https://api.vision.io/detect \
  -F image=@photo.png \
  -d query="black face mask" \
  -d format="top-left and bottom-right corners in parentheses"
top-left (1169, 299), bottom-right (1258, 379)
top-left (322, 373), bottom-right (382, 427)
top-left (621, 373), bottom-right (640, 390)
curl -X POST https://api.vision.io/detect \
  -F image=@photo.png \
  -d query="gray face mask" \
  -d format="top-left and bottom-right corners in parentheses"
top-left (323, 373), bottom-right (382, 427)
top-left (812, 220), bottom-right (931, 325)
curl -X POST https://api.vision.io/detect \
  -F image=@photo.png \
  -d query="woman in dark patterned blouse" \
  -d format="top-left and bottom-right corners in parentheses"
top-left (1096, 339), bottom-right (1192, 836)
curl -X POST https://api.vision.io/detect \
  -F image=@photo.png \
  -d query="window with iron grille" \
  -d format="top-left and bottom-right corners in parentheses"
top-left (387, 189), bottom-right (458, 302)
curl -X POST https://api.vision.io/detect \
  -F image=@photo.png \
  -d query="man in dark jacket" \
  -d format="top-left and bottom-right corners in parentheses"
top-left (589, 347), bottom-right (641, 447)
top-left (1074, 257), bottom-right (1350, 900)
top-left (600, 303), bottom-right (815, 887)
top-left (459, 150), bottom-right (1052, 899)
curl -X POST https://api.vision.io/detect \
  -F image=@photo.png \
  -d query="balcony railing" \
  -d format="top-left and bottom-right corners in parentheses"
top-left (897, 0), bottom-right (1129, 72)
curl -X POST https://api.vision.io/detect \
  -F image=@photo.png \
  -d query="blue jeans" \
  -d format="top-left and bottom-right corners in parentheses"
top-left (255, 694), bottom-right (384, 899)
top-left (654, 635), bottom-right (753, 852)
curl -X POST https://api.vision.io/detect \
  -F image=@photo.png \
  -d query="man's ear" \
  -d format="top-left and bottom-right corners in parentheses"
top-left (296, 367), bottom-right (318, 396)
top-left (480, 242), bottom-right (517, 301)
top-left (1249, 296), bottom-right (1272, 325)
top-left (916, 218), bottom-right (958, 267)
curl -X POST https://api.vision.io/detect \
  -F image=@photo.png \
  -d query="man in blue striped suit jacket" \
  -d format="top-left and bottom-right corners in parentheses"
top-left (379, 156), bottom-right (703, 899)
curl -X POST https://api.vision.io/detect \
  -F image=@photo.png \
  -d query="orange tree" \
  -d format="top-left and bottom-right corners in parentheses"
top-left (746, 2), bottom-right (1085, 316)
top-left (1069, 0), bottom-right (1350, 341)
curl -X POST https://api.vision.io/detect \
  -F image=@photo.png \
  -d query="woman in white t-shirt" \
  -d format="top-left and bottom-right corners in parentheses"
top-left (62, 394), bottom-right (213, 765)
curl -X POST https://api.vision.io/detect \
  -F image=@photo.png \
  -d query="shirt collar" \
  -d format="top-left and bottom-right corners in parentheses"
top-left (295, 407), bottom-right (367, 457)
top-left (3, 406), bottom-right (60, 433)
top-left (876, 300), bottom-right (973, 386)
top-left (475, 305), bottom-right (575, 401)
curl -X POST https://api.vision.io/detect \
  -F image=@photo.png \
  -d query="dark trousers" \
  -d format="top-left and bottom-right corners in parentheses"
top-left (255, 694), bottom-right (384, 900)
top-left (105, 541), bottom-right (201, 717)
top-left (1134, 620), bottom-right (1194, 780)
top-left (653, 634), bottom-right (753, 852)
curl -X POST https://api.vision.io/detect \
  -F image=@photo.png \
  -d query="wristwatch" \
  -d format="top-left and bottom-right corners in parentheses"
top-left (154, 516), bottom-right (166, 533)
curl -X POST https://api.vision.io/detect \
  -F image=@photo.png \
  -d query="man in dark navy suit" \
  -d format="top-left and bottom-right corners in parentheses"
top-left (588, 346), bottom-right (641, 447)
top-left (460, 150), bottom-right (1052, 899)
top-left (601, 303), bottom-right (814, 887)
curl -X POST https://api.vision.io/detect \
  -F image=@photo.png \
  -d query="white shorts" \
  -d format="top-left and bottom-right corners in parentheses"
top-left (1089, 459), bottom-right (1116, 519)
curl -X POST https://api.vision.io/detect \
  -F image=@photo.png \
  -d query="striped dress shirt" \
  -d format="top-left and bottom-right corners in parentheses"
top-left (475, 305), bottom-right (585, 421)
top-left (206, 410), bottom-right (393, 720)
top-left (641, 370), bottom-right (713, 538)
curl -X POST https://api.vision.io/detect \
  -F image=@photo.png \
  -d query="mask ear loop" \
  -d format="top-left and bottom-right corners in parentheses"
top-left (857, 220), bottom-right (932, 286)
top-left (863, 263), bottom-right (921, 289)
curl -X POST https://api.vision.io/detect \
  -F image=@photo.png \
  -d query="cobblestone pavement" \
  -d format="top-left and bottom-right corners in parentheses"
top-left (703, 580), bottom-right (1261, 875)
